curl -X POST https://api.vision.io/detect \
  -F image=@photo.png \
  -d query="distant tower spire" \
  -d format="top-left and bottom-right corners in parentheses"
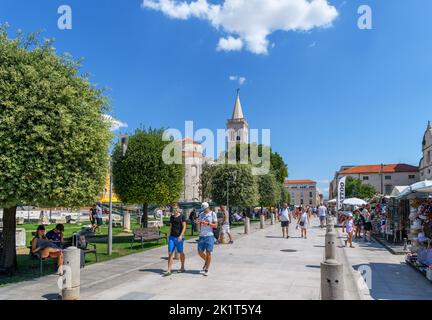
top-left (428, 120), bottom-right (431, 129)
top-left (231, 89), bottom-right (244, 120)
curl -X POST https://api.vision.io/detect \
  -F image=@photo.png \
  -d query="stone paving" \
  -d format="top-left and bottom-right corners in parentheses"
top-left (0, 217), bottom-right (430, 300)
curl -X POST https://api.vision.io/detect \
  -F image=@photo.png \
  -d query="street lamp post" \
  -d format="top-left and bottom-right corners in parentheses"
top-left (108, 134), bottom-right (128, 256)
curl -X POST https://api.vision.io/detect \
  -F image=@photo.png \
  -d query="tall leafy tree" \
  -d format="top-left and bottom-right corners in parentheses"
top-left (257, 174), bottom-right (279, 208)
top-left (345, 176), bottom-right (377, 199)
top-left (224, 143), bottom-right (288, 183)
top-left (0, 26), bottom-right (111, 273)
top-left (279, 184), bottom-right (291, 206)
top-left (112, 128), bottom-right (184, 227)
top-left (199, 162), bottom-right (216, 202)
top-left (209, 164), bottom-right (259, 210)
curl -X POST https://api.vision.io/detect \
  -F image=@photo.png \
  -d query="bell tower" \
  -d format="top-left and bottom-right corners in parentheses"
top-left (226, 89), bottom-right (249, 146)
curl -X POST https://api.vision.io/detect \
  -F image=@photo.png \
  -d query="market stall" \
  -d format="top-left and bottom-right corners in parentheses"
top-left (397, 181), bottom-right (432, 281)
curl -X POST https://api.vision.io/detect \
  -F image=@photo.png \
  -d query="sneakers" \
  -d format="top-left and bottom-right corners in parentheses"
top-left (162, 271), bottom-right (172, 277)
top-left (229, 240), bottom-right (234, 244)
top-left (203, 269), bottom-right (209, 277)
top-left (177, 268), bottom-right (185, 274)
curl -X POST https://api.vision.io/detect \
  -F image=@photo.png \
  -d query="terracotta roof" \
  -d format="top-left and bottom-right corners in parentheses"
top-left (284, 180), bottom-right (316, 185)
top-left (339, 164), bottom-right (418, 174)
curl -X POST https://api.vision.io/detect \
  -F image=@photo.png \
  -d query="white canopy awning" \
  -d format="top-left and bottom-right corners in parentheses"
top-left (390, 186), bottom-right (409, 198)
top-left (343, 198), bottom-right (367, 206)
top-left (397, 180), bottom-right (432, 199)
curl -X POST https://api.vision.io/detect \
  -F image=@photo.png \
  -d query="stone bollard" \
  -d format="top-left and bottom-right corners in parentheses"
top-left (271, 213), bottom-right (275, 225)
top-left (62, 247), bottom-right (80, 300)
top-left (403, 238), bottom-right (408, 252)
top-left (325, 231), bottom-right (337, 260)
top-left (321, 258), bottom-right (344, 300)
top-left (244, 217), bottom-right (250, 235)
top-left (260, 215), bottom-right (265, 229)
top-left (123, 212), bottom-right (131, 232)
top-left (326, 216), bottom-right (334, 233)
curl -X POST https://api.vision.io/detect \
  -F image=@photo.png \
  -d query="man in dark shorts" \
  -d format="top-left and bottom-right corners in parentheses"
top-left (278, 203), bottom-right (291, 239)
top-left (163, 205), bottom-right (187, 277)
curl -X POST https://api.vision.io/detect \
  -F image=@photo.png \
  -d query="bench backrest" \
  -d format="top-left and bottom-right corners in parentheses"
top-left (134, 227), bottom-right (160, 237)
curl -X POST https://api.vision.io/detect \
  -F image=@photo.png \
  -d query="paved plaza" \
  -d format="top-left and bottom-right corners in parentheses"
top-left (0, 217), bottom-right (431, 300)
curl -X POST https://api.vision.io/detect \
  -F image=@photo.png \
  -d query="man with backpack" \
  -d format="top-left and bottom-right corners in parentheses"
top-left (196, 202), bottom-right (218, 277)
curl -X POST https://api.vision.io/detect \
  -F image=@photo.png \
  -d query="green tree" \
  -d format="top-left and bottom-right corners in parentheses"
top-left (345, 176), bottom-right (377, 199)
top-left (271, 152), bottom-right (288, 184)
top-left (257, 174), bottom-right (279, 208)
top-left (209, 164), bottom-right (259, 210)
top-left (112, 128), bottom-right (184, 227)
top-left (199, 162), bottom-right (216, 202)
top-left (224, 143), bottom-right (288, 182)
top-left (0, 27), bottom-right (111, 273)
top-left (279, 184), bottom-right (291, 205)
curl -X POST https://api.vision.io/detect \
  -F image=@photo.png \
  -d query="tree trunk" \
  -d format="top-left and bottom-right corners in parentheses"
top-left (0, 206), bottom-right (18, 275)
top-left (141, 203), bottom-right (148, 228)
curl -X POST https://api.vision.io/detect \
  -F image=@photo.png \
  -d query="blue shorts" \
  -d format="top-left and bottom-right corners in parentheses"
top-left (168, 236), bottom-right (184, 253)
top-left (197, 236), bottom-right (214, 253)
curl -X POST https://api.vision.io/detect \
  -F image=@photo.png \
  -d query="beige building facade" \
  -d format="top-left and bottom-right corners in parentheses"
top-left (284, 180), bottom-right (321, 207)
top-left (329, 164), bottom-right (419, 199)
top-left (178, 138), bottom-right (203, 203)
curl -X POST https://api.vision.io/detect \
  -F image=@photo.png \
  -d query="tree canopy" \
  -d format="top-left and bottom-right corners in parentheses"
top-left (112, 128), bottom-right (184, 227)
top-left (0, 26), bottom-right (112, 272)
top-left (208, 164), bottom-right (259, 208)
top-left (257, 173), bottom-right (280, 207)
top-left (345, 176), bottom-right (377, 200)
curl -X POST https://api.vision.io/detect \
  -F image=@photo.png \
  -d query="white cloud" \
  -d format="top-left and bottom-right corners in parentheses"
top-left (103, 114), bottom-right (128, 132)
top-left (142, 0), bottom-right (338, 55)
top-left (229, 75), bottom-right (246, 85)
top-left (217, 36), bottom-right (244, 52)
top-left (308, 41), bottom-right (317, 48)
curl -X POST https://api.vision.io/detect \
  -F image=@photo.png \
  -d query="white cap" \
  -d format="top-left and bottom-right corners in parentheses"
top-left (201, 202), bottom-right (209, 210)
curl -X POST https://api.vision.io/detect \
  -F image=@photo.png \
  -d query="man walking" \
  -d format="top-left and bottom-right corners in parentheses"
top-left (318, 203), bottom-right (327, 228)
top-left (196, 202), bottom-right (218, 276)
top-left (218, 206), bottom-right (234, 244)
top-left (163, 205), bottom-right (187, 277)
top-left (95, 203), bottom-right (103, 233)
top-left (278, 203), bottom-right (291, 239)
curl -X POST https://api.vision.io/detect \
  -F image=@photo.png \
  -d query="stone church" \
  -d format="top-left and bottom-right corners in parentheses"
top-left (419, 121), bottom-right (432, 180)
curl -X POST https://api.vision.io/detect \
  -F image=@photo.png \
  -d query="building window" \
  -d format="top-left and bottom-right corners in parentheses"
top-left (309, 192), bottom-right (313, 198)
top-left (300, 199), bottom-right (304, 205)
top-left (309, 199), bottom-right (313, 205)
top-left (409, 175), bottom-right (415, 179)
top-left (300, 186), bottom-right (307, 189)
top-left (363, 176), bottom-right (369, 181)
top-left (236, 135), bottom-right (241, 141)
top-left (300, 192), bottom-right (304, 198)
top-left (385, 176), bottom-right (391, 180)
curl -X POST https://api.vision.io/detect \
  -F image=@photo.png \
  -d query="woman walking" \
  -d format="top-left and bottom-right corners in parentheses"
top-left (298, 207), bottom-right (310, 239)
top-left (344, 213), bottom-right (355, 248)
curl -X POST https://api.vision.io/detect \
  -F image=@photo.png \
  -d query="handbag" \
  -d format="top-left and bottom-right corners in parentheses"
top-left (299, 221), bottom-right (305, 227)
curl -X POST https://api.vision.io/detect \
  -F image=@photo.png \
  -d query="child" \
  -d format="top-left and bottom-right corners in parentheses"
top-left (344, 213), bottom-right (355, 248)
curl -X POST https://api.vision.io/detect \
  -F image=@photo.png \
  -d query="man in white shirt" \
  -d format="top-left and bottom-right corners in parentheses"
top-left (196, 202), bottom-right (218, 276)
top-left (318, 204), bottom-right (327, 228)
top-left (278, 203), bottom-right (291, 239)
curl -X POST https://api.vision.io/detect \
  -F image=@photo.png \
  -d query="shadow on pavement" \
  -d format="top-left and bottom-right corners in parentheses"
top-left (139, 268), bottom-right (165, 274)
top-left (42, 293), bottom-right (61, 300)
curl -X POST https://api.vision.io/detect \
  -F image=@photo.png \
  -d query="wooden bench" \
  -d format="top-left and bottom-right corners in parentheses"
top-left (130, 227), bottom-right (167, 249)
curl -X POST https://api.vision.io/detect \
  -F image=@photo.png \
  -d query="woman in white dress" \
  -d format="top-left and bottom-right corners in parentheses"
top-left (298, 207), bottom-right (310, 239)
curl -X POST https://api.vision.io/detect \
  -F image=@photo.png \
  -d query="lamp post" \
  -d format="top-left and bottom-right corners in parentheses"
top-left (108, 134), bottom-right (128, 256)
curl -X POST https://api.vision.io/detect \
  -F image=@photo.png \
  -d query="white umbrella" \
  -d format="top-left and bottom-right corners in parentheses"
top-left (327, 199), bottom-right (337, 204)
top-left (343, 198), bottom-right (367, 206)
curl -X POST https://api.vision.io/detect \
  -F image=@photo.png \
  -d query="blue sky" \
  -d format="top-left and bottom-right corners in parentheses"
top-left (1, 0), bottom-right (431, 197)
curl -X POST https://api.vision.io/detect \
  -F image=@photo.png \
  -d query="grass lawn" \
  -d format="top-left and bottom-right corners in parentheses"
top-left (1, 217), bottom-right (260, 287)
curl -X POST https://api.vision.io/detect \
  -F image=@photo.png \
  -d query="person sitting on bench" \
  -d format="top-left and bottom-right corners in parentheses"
top-left (31, 225), bottom-right (64, 275)
top-left (46, 224), bottom-right (65, 247)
